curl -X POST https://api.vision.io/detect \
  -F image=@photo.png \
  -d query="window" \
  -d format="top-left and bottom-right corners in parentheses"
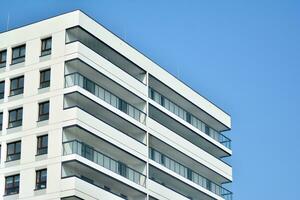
top-left (118, 100), bottom-right (128, 113)
top-left (8, 108), bottom-right (23, 128)
top-left (5, 174), bottom-right (19, 195)
top-left (0, 112), bottom-right (3, 131)
top-left (41, 37), bottom-right (52, 56)
top-left (7, 141), bottom-right (21, 161)
top-left (40, 69), bottom-right (50, 88)
top-left (38, 101), bottom-right (49, 121)
top-left (37, 135), bottom-right (48, 155)
top-left (0, 50), bottom-right (7, 68)
top-left (10, 76), bottom-right (24, 96)
top-left (11, 45), bottom-right (25, 64)
top-left (118, 162), bottom-right (127, 177)
top-left (0, 81), bottom-right (4, 99)
top-left (36, 169), bottom-right (47, 190)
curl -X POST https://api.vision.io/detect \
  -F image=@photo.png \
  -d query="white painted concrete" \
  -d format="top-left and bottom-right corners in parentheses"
top-left (0, 10), bottom-right (232, 200)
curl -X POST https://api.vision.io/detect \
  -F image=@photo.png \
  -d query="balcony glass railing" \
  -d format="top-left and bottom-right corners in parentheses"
top-left (149, 88), bottom-right (231, 149)
top-left (65, 26), bottom-right (146, 83)
top-left (149, 148), bottom-right (232, 200)
top-left (63, 140), bottom-right (146, 187)
top-left (65, 72), bottom-right (146, 124)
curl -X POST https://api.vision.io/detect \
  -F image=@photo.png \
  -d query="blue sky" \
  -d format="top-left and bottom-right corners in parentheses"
top-left (1, 1), bottom-right (300, 199)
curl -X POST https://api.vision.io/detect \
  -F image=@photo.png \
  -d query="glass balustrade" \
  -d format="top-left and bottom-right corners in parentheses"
top-left (65, 72), bottom-right (146, 124)
top-left (149, 148), bottom-right (232, 200)
top-left (63, 140), bottom-right (146, 187)
top-left (149, 88), bottom-right (231, 149)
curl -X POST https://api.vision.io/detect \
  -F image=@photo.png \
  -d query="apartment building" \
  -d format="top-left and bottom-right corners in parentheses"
top-left (0, 10), bottom-right (232, 200)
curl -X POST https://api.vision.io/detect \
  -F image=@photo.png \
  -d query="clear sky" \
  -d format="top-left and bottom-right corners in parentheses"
top-left (1, 1), bottom-right (299, 199)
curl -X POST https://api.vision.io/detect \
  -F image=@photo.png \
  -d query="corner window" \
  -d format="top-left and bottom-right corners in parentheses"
top-left (0, 81), bottom-right (4, 99)
top-left (5, 174), bottom-right (20, 195)
top-left (36, 169), bottom-right (47, 190)
top-left (38, 101), bottom-right (49, 121)
top-left (0, 112), bottom-right (3, 131)
top-left (7, 141), bottom-right (21, 161)
top-left (41, 37), bottom-right (52, 56)
top-left (0, 50), bottom-right (7, 68)
top-left (40, 69), bottom-right (50, 88)
top-left (8, 107), bottom-right (23, 128)
top-left (37, 135), bottom-right (48, 155)
top-left (11, 45), bottom-right (25, 64)
top-left (10, 76), bottom-right (24, 96)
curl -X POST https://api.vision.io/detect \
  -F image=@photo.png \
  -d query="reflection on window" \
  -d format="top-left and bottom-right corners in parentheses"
top-left (36, 169), bottom-right (47, 190)
top-left (10, 76), bottom-right (24, 96)
top-left (0, 50), bottom-right (7, 68)
top-left (41, 37), bottom-right (52, 56)
top-left (7, 141), bottom-right (21, 161)
top-left (37, 135), bottom-right (48, 155)
top-left (38, 101), bottom-right (49, 121)
top-left (0, 112), bottom-right (3, 131)
top-left (0, 81), bottom-right (4, 99)
top-left (5, 174), bottom-right (19, 195)
top-left (8, 108), bottom-right (23, 128)
top-left (12, 45), bottom-right (25, 64)
top-left (40, 69), bottom-right (51, 88)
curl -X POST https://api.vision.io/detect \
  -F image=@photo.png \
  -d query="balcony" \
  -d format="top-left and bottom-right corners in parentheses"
top-left (65, 26), bottom-right (146, 83)
top-left (65, 72), bottom-right (146, 124)
top-left (62, 161), bottom-right (147, 200)
top-left (63, 140), bottom-right (146, 187)
top-left (149, 87), bottom-right (231, 150)
top-left (149, 148), bottom-right (232, 200)
top-left (150, 165), bottom-right (217, 200)
top-left (64, 92), bottom-right (146, 143)
top-left (149, 104), bottom-right (230, 158)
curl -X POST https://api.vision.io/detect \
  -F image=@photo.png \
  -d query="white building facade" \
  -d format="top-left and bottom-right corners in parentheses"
top-left (0, 10), bottom-right (232, 200)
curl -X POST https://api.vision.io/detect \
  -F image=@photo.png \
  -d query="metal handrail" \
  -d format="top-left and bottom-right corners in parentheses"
top-left (63, 139), bottom-right (146, 187)
top-left (149, 148), bottom-right (232, 200)
top-left (65, 72), bottom-right (146, 124)
top-left (149, 87), bottom-right (231, 149)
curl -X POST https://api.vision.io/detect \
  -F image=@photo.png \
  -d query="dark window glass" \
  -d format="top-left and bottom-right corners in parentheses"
top-left (81, 144), bottom-right (94, 161)
top-left (8, 108), bottom-right (23, 128)
top-left (5, 174), bottom-right (19, 195)
top-left (36, 169), bottom-right (47, 190)
top-left (118, 100), bottom-right (128, 113)
top-left (38, 101), bottom-right (49, 121)
top-left (205, 125), bottom-right (210, 135)
top-left (11, 45), bottom-right (25, 64)
top-left (40, 69), bottom-right (50, 88)
top-left (0, 112), bottom-right (3, 131)
top-left (84, 79), bottom-right (95, 93)
top-left (186, 113), bottom-right (191, 123)
top-left (37, 135), bottom-right (48, 155)
top-left (118, 162), bottom-right (127, 177)
top-left (41, 37), bottom-right (52, 56)
top-left (7, 141), bottom-right (21, 161)
top-left (0, 50), bottom-right (7, 68)
top-left (10, 76), bottom-right (24, 96)
top-left (0, 81), bottom-right (4, 99)
top-left (161, 96), bottom-right (165, 106)
top-left (187, 169), bottom-right (193, 180)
